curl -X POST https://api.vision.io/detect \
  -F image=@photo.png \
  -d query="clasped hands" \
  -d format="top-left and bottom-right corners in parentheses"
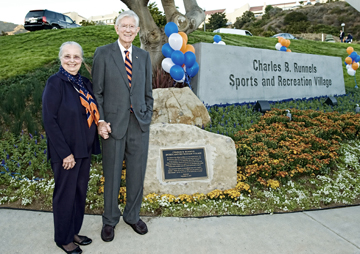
top-left (98, 121), bottom-right (112, 139)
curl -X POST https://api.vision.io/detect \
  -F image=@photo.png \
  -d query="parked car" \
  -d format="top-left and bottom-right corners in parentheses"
top-left (271, 33), bottom-right (298, 40)
top-left (213, 28), bottom-right (253, 36)
top-left (24, 9), bottom-right (80, 31)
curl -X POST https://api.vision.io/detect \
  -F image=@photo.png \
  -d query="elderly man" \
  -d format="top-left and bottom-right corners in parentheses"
top-left (92, 10), bottom-right (153, 241)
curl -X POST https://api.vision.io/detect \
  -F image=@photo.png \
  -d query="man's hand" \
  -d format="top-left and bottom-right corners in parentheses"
top-left (63, 154), bottom-right (76, 170)
top-left (98, 121), bottom-right (112, 139)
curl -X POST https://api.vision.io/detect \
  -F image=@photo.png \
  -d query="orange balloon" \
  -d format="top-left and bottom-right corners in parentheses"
top-left (178, 32), bottom-right (188, 44)
top-left (345, 57), bottom-right (353, 65)
top-left (347, 46), bottom-right (354, 55)
top-left (180, 38), bottom-right (187, 53)
top-left (185, 44), bottom-right (195, 53)
top-left (282, 39), bottom-right (288, 47)
top-left (279, 37), bottom-right (286, 46)
top-left (286, 39), bottom-right (291, 47)
top-left (352, 62), bottom-right (359, 70)
top-left (286, 49), bottom-right (291, 52)
top-left (278, 37), bottom-right (284, 43)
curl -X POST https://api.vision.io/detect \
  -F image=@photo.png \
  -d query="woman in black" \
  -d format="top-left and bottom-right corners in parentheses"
top-left (42, 41), bottom-right (100, 254)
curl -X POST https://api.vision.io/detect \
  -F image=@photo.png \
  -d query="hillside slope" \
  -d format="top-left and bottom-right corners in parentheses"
top-left (242, 1), bottom-right (360, 41)
top-left (0, 21), bottom-right (27, 35)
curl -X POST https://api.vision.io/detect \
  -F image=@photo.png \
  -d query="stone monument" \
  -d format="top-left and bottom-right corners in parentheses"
top-left (144, 123), bottom-right (237, 196)
top-left (151, 87), bottom-right (211, 126)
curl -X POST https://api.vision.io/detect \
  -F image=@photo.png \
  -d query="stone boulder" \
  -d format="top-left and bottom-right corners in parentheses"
top-left (144, 123), bottom-right (237, 196)
top-left (151, 87), bottom-right (211, 127)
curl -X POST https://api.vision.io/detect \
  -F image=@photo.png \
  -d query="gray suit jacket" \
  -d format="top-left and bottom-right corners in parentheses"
top-left (92, 41), bottom-right (153, 139)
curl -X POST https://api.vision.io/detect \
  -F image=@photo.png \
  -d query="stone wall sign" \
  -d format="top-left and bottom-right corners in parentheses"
top-left (161, 147), bottom-right (208, 182)
top-left (191, 42), bottom-right (346, 106)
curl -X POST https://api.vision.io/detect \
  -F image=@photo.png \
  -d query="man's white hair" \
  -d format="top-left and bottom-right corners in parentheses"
top-left (115, 10), bottom-right (139, 27)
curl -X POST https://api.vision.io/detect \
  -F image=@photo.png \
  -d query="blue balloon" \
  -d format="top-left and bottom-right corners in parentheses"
top-left (355, 55), bottom-right (360, 63)
top-left (171, 50), bottom-right (185, 66)
top-left (350, 51), bottom-right (358, 60)
top-left (184, 51), bottom-right (196, 68)
top-left (162, 43), bottom-right (174, 58)
top-left (186, 62), bottom-right (199, 77)
top-left (280, 46), bottom-right (287, 52)
top-left (165, 22), bottom-right (178, 37)
top-left (170, 65), bottom-right (184, 80)
top-left (213, 35), bottom-right (221, 43)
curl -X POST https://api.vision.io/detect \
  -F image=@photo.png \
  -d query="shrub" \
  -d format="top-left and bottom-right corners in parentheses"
top-left (262, 30), bottom-right (275, 37)
top-left (308, 24), bottom-right (338, 35)
top-left (284, 21), bottom-right (310, 34)
top-left (330, 7), bottom-right (342, 14)
top-left (152, 67), bottom-right (187, 89)
top-left (284, 12), bottom-right (308, 25)
top-left (235, 108), bottom-right (360, 188)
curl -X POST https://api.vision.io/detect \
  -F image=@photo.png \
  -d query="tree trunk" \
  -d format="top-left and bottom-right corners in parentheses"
top-left (120, 0), bottom-right (205, 71)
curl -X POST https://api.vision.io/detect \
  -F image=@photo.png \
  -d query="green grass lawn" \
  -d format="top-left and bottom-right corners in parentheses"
top-left (1, 26), bottom-right (360, 86)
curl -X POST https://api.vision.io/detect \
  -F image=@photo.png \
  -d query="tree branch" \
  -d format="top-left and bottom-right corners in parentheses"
top-left (183, 0), bottom-right (205, 32)
top-left (161, 0), bottom-right (181, 22)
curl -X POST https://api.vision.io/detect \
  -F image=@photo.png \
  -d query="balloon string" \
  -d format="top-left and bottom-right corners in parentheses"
top-left (355, 75), bottom-right (358, 89)
top-left (185, 73), bottom-right (192, 90)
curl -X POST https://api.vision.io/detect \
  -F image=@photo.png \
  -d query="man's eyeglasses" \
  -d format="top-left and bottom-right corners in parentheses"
top-left (119, 24), bottom-right (137, 31)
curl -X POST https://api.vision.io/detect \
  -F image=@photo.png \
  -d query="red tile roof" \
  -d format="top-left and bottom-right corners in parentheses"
top-left (205, 9), bottom-right (225, 15)
top-left (250, 6), bottom-right (263, 12)
top-left (272, 2), bottom-right (297, 7)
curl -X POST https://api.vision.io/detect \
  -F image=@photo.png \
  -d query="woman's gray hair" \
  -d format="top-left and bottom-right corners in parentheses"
top-left (58, 41), bottom-right (84, 60)
top-left (115, 10), bottom-right (139, 27)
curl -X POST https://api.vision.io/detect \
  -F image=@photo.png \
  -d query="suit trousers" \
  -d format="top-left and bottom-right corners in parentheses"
top-left (52, 156), bottom-right (91, 245)
top-left (102, 112), bottom-right (149, 226)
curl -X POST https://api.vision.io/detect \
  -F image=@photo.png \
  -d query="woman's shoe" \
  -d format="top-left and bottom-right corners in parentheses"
top-left (73, 235), bottom-right (92, 245)
top-left (56, 242), bottom-right (82, 254)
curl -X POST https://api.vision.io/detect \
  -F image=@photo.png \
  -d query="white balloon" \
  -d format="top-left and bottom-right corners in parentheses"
top-left (346, 64), bottom-right (351, 69)
top-left (168, 33), bottom-right (183, 50)
top-left (161, 57), bottom-right (175, 73)
top-left (218, 41), bottom-right (226, 45)
top-left (213, 41), bottom-right (219, 44)
top-left (348, 68), bottom-right (356, 76)
top-left (275, 43), bottom-right (282, 51)
top-left (175, 73), bottom-right (185, 83)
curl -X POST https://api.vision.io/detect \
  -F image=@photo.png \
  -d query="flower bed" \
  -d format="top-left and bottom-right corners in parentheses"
top-left (235, 108), bottom-right (360, 188)
top-left (2, 94), bottom-right (360, 215)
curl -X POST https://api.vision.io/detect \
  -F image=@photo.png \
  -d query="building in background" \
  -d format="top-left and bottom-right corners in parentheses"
top-left (63, 12), bottom-right (87, 25)
top-left (62, 11), bottom-right (119, 25)
top-left (206, 0), bottom-right (345, 28)
top-left (88, 11), bottom-right (119, 25)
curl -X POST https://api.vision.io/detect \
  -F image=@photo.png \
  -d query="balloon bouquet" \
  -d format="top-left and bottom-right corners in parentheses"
top-left (275, 37), bottom-right (291, 52)
top-left (213, 35), bottom-right (226, 45)
top-left (161, 22), bottom-right (199, 88)
top-left (344, 46), bottom-right (359, 88)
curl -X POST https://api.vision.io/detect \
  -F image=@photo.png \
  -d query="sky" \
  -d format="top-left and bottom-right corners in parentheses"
top-left (1, 0), bottom-right (290, 25)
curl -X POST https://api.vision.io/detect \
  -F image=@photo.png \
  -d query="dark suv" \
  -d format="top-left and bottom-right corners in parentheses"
top-left (24, 9), bottom-right (80, 31)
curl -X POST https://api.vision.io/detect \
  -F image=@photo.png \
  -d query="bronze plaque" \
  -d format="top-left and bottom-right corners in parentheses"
top-left (161, 147), bottom-right (208, 182)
